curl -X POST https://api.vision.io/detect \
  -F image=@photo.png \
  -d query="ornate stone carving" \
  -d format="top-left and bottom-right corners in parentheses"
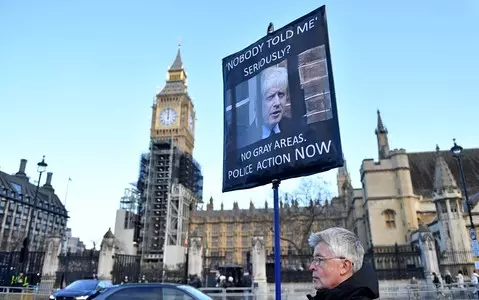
top-left (252, 236), bottom-right (264, 254)
top-left (426, 236), bottom-right (434, 250)
top-left (190, 237), bottom-right (202, 255)
top-left (46, 234), bottom-right (62, 256)
top-left (101, 228), bottom-right (115, 251)
top-left (419, 232), bottom-right (435, 251)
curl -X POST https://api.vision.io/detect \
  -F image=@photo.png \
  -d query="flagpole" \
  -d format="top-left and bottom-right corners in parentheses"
top-left (62, 177), bottom-right (72, 255)
top-left (64, 177), bottom-right (71, 209)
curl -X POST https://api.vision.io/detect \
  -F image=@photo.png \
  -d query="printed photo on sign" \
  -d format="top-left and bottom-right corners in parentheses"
top-left (225, 45), bottom-right (333, 150)
top-left (225, 61), bottom-right (293, 149)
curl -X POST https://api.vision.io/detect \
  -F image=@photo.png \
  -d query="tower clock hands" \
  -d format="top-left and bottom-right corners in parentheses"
top-left (159, 108), bottom-right (177, 126)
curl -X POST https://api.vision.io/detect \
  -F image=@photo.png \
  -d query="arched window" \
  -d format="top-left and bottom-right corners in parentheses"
top-left (382, 209), bottom-right (396, 229)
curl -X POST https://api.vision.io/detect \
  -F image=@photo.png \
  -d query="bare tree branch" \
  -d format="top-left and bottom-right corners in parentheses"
top-left (269, 227), bottom-right (302, 253)
top-left (276, 176), bottom-right (339, 254)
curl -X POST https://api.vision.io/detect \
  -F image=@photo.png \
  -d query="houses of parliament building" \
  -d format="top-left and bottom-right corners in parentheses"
top-left (189, 110), bottom-right (479, 277)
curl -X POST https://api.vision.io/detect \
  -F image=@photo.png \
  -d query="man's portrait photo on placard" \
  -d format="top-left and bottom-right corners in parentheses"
top-left (232, 61), bottom-right (298, 149)
top-left (225, 49), bottom-right (335, 152)
top-left (258, 64), bottom-right (293, 140)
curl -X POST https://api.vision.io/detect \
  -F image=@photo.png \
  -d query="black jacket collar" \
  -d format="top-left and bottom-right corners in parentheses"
top-left (307, 263), bottom-right (379, 300)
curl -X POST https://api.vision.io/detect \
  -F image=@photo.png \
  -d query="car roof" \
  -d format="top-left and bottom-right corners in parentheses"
top-left (115, 283), bottom-right (182, 287)
top-left (76, 279), bottom-right (99, 282)
top-left (103, 283), bottom-right (193, 295)
top-left (66, 279), bottom-right (112, 286)
top-left (96, 283), bottom-right (210, 300)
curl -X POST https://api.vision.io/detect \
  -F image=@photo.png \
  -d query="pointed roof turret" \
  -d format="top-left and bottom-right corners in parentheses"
top-left (375, 109), bottom-right (388, 134)
top-left (375, 109), bottom-right (390, 159)
top-left (433, 145), bottom-right (459, 197)
top-left (169, 45), bottom-right (183, 71)
top-left (159, 45), bottom-right (188, 95)
top-left (103, 227), bottom-right (114, 239)
top-left (337, 159), bottom-right (351, 197)
top-left (206, 196), bottom-right (214, 211)
top-left (338, 159), bottom-right (348, 176)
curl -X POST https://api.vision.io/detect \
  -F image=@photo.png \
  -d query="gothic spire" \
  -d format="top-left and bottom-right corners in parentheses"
top-left (169, 45), bottom-right (183, 71)
top-left (160, 45), bottom-right (188, 95)
top-left (375, 110), bottom-right (390, 159)
top-left (375, 109), bottom-right (388, 134)
top-left (433, 145), bottom-right (458, 196)
top-left (337, 159), bottom-right (351, 197)
top-left (338, 159), bottom-right (348, 176)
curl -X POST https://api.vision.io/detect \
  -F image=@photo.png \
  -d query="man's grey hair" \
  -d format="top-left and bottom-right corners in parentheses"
top-left (260, 66), bottom-right (288, 98)
top-left (308, 227), bottom-right (364, 273)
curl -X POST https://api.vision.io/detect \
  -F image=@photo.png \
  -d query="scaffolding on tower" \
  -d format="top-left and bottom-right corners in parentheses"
top-left (119, 187), bottom-right (140, 230)
top-left (136, 135), bottom-right (202, 274)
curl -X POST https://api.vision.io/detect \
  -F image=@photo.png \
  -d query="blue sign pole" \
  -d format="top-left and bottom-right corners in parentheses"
top-left (272, 179), bottom-right (282, 300)
top-left (266, 22), bottom-right (282, 300)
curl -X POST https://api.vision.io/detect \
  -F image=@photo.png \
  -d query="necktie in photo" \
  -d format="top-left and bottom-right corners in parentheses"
top-left (270, 129), bottom-right (276, 137)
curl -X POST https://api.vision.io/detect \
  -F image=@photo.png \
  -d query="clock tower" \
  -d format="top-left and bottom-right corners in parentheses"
top-left (151, 46), bottom-right (195, 155)
top-left (137, 46), bottom-right (202, 267)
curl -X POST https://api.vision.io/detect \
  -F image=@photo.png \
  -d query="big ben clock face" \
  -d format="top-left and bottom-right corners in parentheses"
top-left (159, 108), bottom-right (177, 126)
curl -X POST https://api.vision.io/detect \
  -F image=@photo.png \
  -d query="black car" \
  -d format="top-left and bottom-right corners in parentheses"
top-left (49, 279), bottom-right (113, 300)
top-left (91, 283), bottom-right (213, 300)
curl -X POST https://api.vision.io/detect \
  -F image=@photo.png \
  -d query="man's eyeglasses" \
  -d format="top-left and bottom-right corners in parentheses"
top-left (311, 256), bottom-right (348, 266)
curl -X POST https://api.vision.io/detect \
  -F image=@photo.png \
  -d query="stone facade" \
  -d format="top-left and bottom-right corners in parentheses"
top-left (344, 110), bottom-right (479, 278)
top-left (346, 111), bottom-right (479, 248)
top-left (0, 159), bottom-right (69, 250)
top-left (189, 197), bottom-right (346, 268)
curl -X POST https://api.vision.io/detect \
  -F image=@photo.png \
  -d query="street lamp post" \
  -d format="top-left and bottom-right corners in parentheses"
top-left (183, 202), bottom-right (193, 285)
top-left (20, 156), bottom-right (48, 268)
top-left (184, 236), bottom-right (189, 284)
top-left (450, 139), bottom-right (475, 230)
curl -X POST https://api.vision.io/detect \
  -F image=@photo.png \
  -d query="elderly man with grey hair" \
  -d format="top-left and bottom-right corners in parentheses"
top-left (306, 227), bottom-right (379, 300)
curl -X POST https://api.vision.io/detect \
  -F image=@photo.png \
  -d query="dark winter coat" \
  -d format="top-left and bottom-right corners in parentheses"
top-left (306, 263), bottom-right (379, 300)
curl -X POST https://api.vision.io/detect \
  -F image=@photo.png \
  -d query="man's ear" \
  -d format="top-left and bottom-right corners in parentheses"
top-left (339, 260), bottom-right (353, 276)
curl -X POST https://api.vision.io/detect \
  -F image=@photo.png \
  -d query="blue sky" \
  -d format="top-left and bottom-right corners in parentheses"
top-left (1, 0), bottom-right (478, 246)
